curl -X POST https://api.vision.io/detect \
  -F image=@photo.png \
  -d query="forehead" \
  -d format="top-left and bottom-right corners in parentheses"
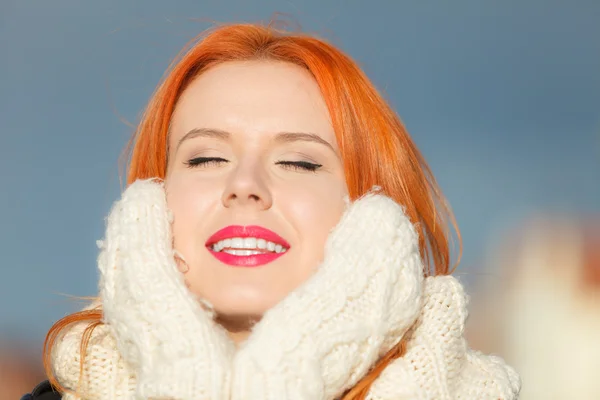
top-left (170, 60), bottom-right (335, 144)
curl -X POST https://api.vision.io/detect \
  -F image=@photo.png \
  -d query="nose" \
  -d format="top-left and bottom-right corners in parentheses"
top-left (221, 160), bottom-right (273, 211)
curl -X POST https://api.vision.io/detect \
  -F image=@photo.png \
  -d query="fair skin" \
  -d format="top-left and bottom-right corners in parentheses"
top-left (164, 60), bottom-right (348, 343)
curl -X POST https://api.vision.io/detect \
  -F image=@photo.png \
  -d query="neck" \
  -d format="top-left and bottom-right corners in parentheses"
top-left (215, 313), bottom-right (261, 345)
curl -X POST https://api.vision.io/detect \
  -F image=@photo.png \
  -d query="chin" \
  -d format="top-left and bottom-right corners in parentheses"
top-left (209, 292), bottom-right (275, 322)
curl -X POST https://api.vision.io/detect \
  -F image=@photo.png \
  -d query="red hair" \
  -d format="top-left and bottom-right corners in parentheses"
top-left (43, 22), bottom-right (460, 399)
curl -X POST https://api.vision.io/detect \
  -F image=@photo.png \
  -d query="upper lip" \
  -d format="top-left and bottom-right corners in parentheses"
top-left (206, 225), bottom-right (290, 248)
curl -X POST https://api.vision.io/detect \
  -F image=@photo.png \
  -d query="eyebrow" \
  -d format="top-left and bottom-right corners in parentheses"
top-left (273, 131), bottom-right (336, 153)
top-left (175, 127), bottom-right (337, 154)
top-left (175, 128), bottom-right (230, 153)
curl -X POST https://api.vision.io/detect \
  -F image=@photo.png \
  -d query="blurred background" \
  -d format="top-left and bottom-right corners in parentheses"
top-left (1, 0), bottom-right (598, 398)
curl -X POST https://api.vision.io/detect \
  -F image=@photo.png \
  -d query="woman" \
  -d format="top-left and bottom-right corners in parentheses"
top-left (26, 22), bottom-right (521, 399)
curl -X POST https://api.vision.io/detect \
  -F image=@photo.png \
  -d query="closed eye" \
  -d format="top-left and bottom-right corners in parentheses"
top-left (185, 157), bottom-right (322, 172)
top-left (185, 157), bottom-right (229, 168)
top-left (276, 160), bottom-right (322, 172)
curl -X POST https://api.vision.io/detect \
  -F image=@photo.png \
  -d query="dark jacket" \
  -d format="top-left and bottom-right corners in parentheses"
top-left (21, 380), bottom-right (60, 400)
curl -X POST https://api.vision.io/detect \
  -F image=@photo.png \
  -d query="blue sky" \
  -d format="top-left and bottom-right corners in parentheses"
top-left (1, 0), bottom-right (599, 346)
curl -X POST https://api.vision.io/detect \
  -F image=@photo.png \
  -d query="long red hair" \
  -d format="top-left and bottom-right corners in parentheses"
top-left (43, 21), bottom-right (460, 399)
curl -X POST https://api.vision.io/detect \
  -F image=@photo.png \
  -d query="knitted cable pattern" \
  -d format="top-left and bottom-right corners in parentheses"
top-left (230, 192), bottom-right (424, 400)
top-left (51, 179), bottom-right (521, 400)
top-left (93, 179), bottom-right (234, 399)
top-left (53, 309), bottom-right (135, 400)
top-left (366, 276), bottom-right (521, 400)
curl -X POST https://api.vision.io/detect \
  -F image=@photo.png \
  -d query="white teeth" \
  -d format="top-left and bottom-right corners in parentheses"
top-left (223, 249), bottom-right (263, 256)
top-left (211, 237), bottom-right (287, 254)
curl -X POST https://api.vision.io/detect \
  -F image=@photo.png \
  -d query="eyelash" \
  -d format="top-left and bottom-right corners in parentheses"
top-left (185, 157), bottom-right (322, 172)
top-left (185, 157), bottom-right (227, 168)
top-left (276, 160), bottom-right (322, 172)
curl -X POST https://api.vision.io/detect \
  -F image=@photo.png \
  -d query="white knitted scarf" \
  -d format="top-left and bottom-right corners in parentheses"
top-left (51, 179), bottom-right (521, 400)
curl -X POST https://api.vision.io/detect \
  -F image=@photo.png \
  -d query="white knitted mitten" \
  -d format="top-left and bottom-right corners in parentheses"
top-left (366, 275), bottom-right (522, 400)
top-left (231, 191), bottom-right (425, 400)
top-left (98, 179), bottom-right (235, 399)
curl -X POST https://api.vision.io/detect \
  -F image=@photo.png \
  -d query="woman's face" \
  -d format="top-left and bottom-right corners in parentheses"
top-left (165, 61), bottom-right (348, 338)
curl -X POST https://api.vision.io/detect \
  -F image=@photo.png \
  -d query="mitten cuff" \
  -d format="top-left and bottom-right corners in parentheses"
top-left (138, 358), bottom-right (230, 400)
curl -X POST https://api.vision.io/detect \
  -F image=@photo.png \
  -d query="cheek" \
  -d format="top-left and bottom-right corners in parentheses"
top-left (165, 175), bottom-right (217, 250)
top-left (283, 179), bottom-right (347, 255)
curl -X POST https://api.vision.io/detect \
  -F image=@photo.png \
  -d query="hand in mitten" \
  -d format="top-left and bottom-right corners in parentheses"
top-left (98, 179), bottom-right (236, 399)
top-left (365, 275), bottom-right (521, 400)
top-left (231, 191), bottom-right (426, 400)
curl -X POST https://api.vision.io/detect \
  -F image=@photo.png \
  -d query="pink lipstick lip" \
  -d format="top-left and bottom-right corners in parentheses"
top-left (205, 225), bottom-right (290, 268)
top-left (205, 225), bottom-right (290, 248)
top-left (209, 250), bottom-right (285, 267)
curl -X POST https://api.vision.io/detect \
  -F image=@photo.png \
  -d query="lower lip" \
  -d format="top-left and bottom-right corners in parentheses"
top-left (208, 249), bottom-right (286, 267)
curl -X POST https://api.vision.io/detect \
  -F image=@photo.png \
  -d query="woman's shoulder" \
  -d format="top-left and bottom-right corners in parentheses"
top-left (21, 380), bottom-right (61, 400)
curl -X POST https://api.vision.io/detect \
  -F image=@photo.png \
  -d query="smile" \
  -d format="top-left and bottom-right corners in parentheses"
top-left (205, 225), bottom-right (290, 267)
